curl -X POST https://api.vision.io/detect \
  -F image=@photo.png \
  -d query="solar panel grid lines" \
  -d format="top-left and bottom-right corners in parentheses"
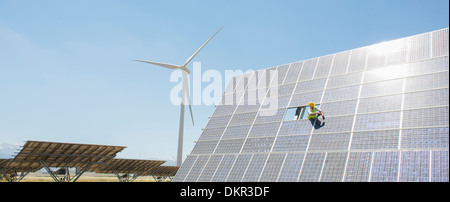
top-left (198, 64), bottom-right (288, 182)
top-left (233, 65), bottom-right (295, 183)
top-left (10, 141), bottom-right (127, 169)
top-left (92, 158), bottom-right (165, 174)
top-left (175, 28), bottom-right (449, 182)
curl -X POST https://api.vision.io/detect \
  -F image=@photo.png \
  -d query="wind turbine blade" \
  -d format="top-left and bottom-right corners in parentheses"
top-left (183, 25), bottom-right (224, 67)
top-left (182, 71), bottom-right (195, 126)
top-left (133, 59), bottom-right (180, 70)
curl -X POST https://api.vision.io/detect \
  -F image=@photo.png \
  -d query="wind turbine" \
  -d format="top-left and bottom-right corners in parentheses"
top-left (134, 26), bottom-right (224, 166)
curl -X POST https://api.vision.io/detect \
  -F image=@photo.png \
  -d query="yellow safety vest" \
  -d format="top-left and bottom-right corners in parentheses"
top-left (308, 107), bottom-right (317, 119)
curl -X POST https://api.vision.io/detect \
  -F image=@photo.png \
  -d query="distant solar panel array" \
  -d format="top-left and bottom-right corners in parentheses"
top-left (0, 140), bottom-right (178, 182)
top-left (174, 28), bottom-right (449, 182)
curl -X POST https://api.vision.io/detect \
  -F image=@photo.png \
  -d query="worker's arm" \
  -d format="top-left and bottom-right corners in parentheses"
top-left (309, 108), bottom-right (323, 115)
top-left (308, 108), bottom-right (319, 116)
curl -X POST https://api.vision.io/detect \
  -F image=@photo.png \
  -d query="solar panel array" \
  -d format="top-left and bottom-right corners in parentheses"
top-left (174, 28), bottom-right (449, 182)
top-left (1, 140), bottom-right (178, 182)
top-left (11, 140), bottom-right (126, 169)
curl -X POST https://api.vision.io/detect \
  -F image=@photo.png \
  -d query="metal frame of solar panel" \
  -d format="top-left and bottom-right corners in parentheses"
top-left (174, 28), bottom-right (449, 182)
top-left (142, 166), bottom-right (180, 182)
top-left (91, 158), bottom-right (165, 182)
top-left (0, 158), bottom-right (42, 182)
top-left (11, 140), bottom-right (126, 182)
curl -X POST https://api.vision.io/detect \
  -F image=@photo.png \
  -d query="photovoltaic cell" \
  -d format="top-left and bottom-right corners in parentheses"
top-left (406, 57), bottom-right (448, 77)
top-left (409, 32), bottom-right (431, 62)
top-left (221, 125), bottom-right (251, 140)
top-left (400, 151), bottom-right (430, 182)
top-left (298, 152), bottom-right (326, 182)
top-left (294, 78), bottom-right (327, 94)
top-left (432, 28), bottom-right (449, 57)
top-left (386, 38), bottom-right (408, 66)
top-left (173, 155), bottom-right (197, 182)
top-left (320, 152), bottom-right (348, 182)
top-left (404, 72), bottom-right (449, 93)
top-left (360, 79), bottom-right (404, 98)
top-left (326, 72), bottom-right (363, 89)
top-left (241, 137), bottom-right (275, 153)
top-left (254, 108), bottom-right (287, 124)
top-left (257, 67), bottom-right (277, 89)
top-left (277, 83), bottom-right (296, 96)
top-left (344, 152), bottom-right (372, 182)
top-left (198, 155), bottom-right (223, 182)
top-left (348, 48), bottom-right (368, 73)
top-left (278, 120), bottom-right (313, 136)
top-left (370, 151), bottom-right (399, 182)
top-left (357, 94), bottom-right (402, 114)
top-left (212, 105), bottom-right (236, 116)
top-left (330, 51), bottom-right (350, 76)
top-left (308, 133), bottom-right (351, 151)
top-left (431, 150), bottom-right (449, 182)
top-left (259, 153), bottom-right (286, 182)
top-left (214, 139), bottom-right (245, 154)
top-left (283, 62), bottom-right (303, 84)
top-left (272, 135), bottom-right (310, 152)
top-left (248, 122), bottom-right (281, 138)
top-left (366, 47), bottom-right (386, 70)
top-left (211, 155), bottom-right (237, 182)
top-left (403, 88), bottom-right (449, 110)
top-left (363, 64), bottom-right (406, 83)
top-left (227, 154), bottom-right (252, 182)
top-left (205, 114), bottom-right (232, 129)
top-left (242, 153), bottom-right (268, 182)
top-left (312, 115), bottom-right (354, 134)
top-left (402, 107), bottom-right (449, 128)
top-left (322, 85), bottom-right (360, 103)
top-left (401, 127), bottom-right (449, 149)
top-left (184, 155), bottom-right (209, 182)
top-left (314, 54), bottom-right (334, 79)
top-left (191, 141), bottom-right (219, 154)
top-left (198, 127), bottom-right (226, 141)
top-left (228, 111), bottom-right (257, 126)
top-left (320, 99), bottom-right (358, 117)
top-left (289, 91), bottom-right (323, 107)
top-left (235, 72), bottom-right (255, 93)
top-left (354, 111), bottom-right (401, 131)
top-left (274, 65), bottom-right (290, 86)
top-left (350, 130), bottom-right (399, 150)
top-left (261, 95), bottom-right (291, 109)
top-left (278, 153), bottom-right (304, 182)
top-left (298, 58), bottom-right (318, 81)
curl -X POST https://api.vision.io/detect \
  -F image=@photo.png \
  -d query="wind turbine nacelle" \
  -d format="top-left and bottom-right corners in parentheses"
top-left (181, 67), bottom-right (191, 74)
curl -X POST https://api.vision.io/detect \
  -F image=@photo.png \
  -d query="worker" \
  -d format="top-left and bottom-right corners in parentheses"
top-left (308, 102), bottom-right (325, 129)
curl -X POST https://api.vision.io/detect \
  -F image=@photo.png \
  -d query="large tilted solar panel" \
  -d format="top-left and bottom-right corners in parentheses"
top-left (174, 28), bottom-right (449, 182)
top-left (11, 140), bottom-right (127, 170)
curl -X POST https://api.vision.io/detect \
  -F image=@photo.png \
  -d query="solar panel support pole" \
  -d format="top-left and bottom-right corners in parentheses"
top-left (151, 175), bottom-right (168, 182)
top-left (39, 161), bottom-right (93, 182)
top-left (39, 161), bottom-right (60, 182)
top-left (14, 171), bottom-right (29, 182)
top-left (70, 162), bottom-right (93, 182)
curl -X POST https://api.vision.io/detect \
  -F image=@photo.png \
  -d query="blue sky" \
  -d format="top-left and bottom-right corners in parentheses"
top-left (0, 0), bottom-right (448, 161)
